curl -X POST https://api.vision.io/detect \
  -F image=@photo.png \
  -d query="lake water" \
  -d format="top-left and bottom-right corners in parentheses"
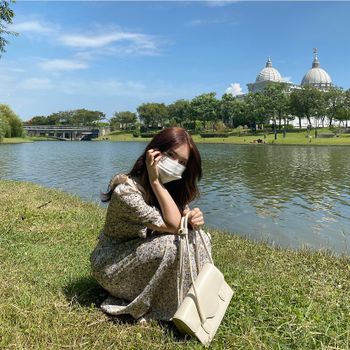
top-left (1, 141), bottom-right (350, 254)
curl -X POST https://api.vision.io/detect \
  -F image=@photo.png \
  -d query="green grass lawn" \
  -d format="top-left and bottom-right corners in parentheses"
top-left (1, 136), bottom-right (57, 144)
top-left (100, 130), bottom-right (148, 142)
top-left (102, 129), bottom-right (350, 146)
top-left (1, 137), bottom-right (34, 144)
top-left (0, 180), bottom-right (349, 349)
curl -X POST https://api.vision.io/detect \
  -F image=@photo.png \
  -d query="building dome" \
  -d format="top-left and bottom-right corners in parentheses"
top-left (256, 57), bottom-right (283, 83)
top-left (301, 49), bottom-right (332, 88)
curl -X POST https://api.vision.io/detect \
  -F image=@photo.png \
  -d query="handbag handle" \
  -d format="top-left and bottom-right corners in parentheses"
top-left (179, 213), bottom-right (213, 263)
top-left (178, 213), bottom-right (211, 325)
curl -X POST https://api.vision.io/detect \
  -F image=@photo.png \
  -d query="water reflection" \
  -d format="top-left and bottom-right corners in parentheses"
top-left (1, 141), bottom-right (349, 254)
top-left (196, 144), bottom-right (350, 253)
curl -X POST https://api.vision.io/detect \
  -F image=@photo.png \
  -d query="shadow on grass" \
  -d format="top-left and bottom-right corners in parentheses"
top-left (63, 276), bottom-right (137, 324)
top-left (62, 275), bottom-right (188, 341)
top-left (63, 275), bottom-right (108, 308)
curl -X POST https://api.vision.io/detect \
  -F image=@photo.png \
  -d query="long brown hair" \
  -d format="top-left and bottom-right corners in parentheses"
top-left (102, 127), bottom-right (202, 211)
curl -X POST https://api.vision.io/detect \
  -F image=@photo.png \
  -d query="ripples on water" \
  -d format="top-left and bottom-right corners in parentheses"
top-left (0, 142), bottom-right (145, 203)
top-left (1, 141), bottom-right (349, 254)
top-left (196, 144), bottom-right (350, 254)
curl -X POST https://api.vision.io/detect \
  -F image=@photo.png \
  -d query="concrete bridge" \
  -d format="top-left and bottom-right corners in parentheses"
top-left (23, 125), bottom-right (110, 141)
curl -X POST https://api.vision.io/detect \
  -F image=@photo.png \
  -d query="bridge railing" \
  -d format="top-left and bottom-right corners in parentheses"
top-left (23, 125), bottom-right (99, 131)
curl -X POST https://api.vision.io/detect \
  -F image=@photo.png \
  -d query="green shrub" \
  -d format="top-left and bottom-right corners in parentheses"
top-left (318, 133), bottom-right (335, 138)
top-left (132, 130), bottom-right (140, 137)
top-left (200, 133), bottom-right (229, 138)
top-left (140, 132), bottom-right (158, 138)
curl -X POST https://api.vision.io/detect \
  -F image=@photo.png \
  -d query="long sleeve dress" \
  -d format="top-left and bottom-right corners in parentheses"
top-left (90, 174), bottom-right (212, 321)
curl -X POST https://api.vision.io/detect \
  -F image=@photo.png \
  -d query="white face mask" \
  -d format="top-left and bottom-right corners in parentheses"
top-left (157, 155), bottom-right (186, 184)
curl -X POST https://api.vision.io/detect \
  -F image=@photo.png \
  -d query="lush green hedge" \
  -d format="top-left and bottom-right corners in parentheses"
top-left (336, 128), bottom-right (350, 134)
top-left (200, 133), bottom-right (230, 138)
top-left (318, 133), bottom-right (336, 138)
top-left (140, 132), bottom-right (158, 138)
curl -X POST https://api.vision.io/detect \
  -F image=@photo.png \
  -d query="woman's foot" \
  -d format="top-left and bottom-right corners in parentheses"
top-left (100, 296), bottom-right (128, 315)
top-left (138, 317), bottom-right (148, 326)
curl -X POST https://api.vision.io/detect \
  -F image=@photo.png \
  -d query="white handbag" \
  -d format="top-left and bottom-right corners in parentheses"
top-left (173, 214), bottom-right (234, 346)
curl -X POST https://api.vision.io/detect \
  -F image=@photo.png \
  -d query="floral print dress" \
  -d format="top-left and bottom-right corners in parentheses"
top-left (90, 174), bottom-right (212, 321)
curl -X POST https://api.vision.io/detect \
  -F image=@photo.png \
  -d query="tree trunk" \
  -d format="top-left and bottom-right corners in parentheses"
top-left (306, 115), bottom-right (311, 127)
top-left (298, 116), bottom-right (302, 129)
top-left (314, 119), bottom-right (318, 138)
top-left (329, 116), bottom-right (333, 127)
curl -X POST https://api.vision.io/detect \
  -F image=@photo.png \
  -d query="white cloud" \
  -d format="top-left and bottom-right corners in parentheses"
top-left (186, 18), bottom-right (227, 26)
top-left (19, 78), bottom-right (54, 90)
top-left (10, 18), bottom-right (163, 65)
top-left (11, 19), bottom-right (162, 56)
top-left (52, 78), bottom-right (150, 97)
top-left (282, 76), bottom-right (292, 83)
top-left (59, 31), bottom-right (160, 55)
top-left (7, 67), bottom-right (26, 73)
top-left (40, 59), bottom-right (89, 71)
top-left (0, 74), bottom-right (16, 83)
top-left (226, 83), bottom-right (244, 96)
top-left (10, 20), bottom-right (56, 35)
top-left (205, 1), bottom-right (239, 7)
top-left (90, 79), bottom-right (148, 96)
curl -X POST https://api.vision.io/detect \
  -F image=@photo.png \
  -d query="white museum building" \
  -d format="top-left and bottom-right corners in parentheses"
top-left (236, 49), bottom-right (335, 128)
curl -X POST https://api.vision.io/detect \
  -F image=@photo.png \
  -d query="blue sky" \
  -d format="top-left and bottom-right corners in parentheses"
top-left (1, 1), bottom-right (350, 121)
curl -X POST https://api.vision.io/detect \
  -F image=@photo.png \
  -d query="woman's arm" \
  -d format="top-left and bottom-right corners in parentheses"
top-left (145, 149), bottom-right (205, 234)
top-left (146, 206), bottom-right (205, 234)
top-left (146, 149), bottom-right (182, 233)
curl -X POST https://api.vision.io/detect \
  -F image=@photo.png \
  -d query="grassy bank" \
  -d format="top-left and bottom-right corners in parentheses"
top-left (1, 137), bottom-right (34, 144)
top-left (0, 136), bottom-right (56, 144)
top-left (103, 129), bottom-right (350, 145)
top-left (0, 180), bottom-right (349, 349)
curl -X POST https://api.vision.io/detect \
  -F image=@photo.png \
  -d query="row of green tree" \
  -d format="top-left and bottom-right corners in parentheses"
top-left (110, 84), bottom-right (350, 132)
top-left (0, 104), bottom-right (24, 139)
top-left (26, 109), bottom-right (107, 127)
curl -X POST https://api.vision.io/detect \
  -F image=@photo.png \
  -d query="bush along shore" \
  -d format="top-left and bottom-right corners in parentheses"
top-left (0, 180), bottom-right (349, 349)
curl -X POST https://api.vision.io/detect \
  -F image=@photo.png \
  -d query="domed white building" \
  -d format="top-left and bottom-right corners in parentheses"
top-left (256, 57), bottom-right (283, 82)
top-left (246, 49), bottom-right (333, 94)
top-left (301, 49), bottom-right (332, 90)
top-left (247, 57), bottom-right (291, 93)
top-left (235, 49), bottom-right (335, 127)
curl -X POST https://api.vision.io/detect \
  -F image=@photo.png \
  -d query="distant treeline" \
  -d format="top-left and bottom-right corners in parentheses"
top-left (25, 85), bottom-right (350, 133)
top-left (110, 85), bottom-right (350, 132)
top-left (25, 109), bottom-right (107, 127)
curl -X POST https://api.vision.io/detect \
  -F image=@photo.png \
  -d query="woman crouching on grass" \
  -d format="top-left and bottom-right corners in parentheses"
top-left (90, 127), bottom-right (212, 322)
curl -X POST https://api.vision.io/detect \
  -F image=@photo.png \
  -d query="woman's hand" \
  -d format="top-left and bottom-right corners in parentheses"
top-left (146, 149), bottom-right (162, 183)
top-left (184, 207), bottom-right (204, 229)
